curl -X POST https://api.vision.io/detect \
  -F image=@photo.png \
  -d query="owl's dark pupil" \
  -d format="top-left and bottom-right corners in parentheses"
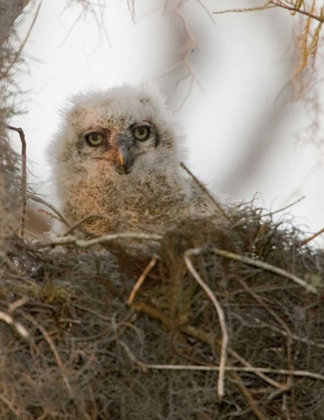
top-left (85, 131), bottom-right (104, 147)
top-left (133, 125), bottom-right (150, 141)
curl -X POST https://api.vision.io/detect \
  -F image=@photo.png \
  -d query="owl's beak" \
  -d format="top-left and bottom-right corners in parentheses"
top-left (117, 145), bottom-right (132, 174)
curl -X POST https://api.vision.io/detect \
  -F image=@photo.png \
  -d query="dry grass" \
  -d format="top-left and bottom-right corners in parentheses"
top-left (0, 205), bottom-right (323, 420)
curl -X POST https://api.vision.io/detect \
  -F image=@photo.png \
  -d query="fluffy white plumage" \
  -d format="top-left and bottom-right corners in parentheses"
top-left (48, 84), bottom-right (219, 237)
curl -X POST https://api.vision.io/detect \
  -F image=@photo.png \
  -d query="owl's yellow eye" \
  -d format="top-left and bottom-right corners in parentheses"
top-left (133, 125), bottom-right (150, 141)
top-left (85, 132), bottom-right (104, 147)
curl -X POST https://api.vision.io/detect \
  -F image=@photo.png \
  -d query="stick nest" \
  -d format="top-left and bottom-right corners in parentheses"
top-left (0, 204), bottom-right (324, 420)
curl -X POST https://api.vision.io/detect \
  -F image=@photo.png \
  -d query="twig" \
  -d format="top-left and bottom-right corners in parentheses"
top-left (298, 226), bottom-right (324, 246)
top-left (180, 162), bottom-right (231, 222)
top-left (37, 207), bottom-right (61, 222)
top-left (228, 347), bottom-right (283, 390)
top-left (212, 1), bottom-right (324, 24)
top-left (35, 232), bottom-right (162, 249)
top-left (118, 340), bottom-right (147, 372)
top-left (28, 194), bottom-right (70, 227)
top-left (262, 196), bottom-right (305, 218)
top-left (212, 1), bottom-right (275, 16)
top-left (8, 296), bottom-right (29, 314)
top-left (142, 364), bottom-right (324, 381)
top-left (72, 302), bottom-right (112, 322)
top-left (184, 248), bottom-right (228, 398)
top-left (0, 310), bottom-right (29, 339)
top-left (211, 248), bottom-right (317, 294)
top-left (62, 214), bottom-right (109, 236)
top-left (6, 125), bottom-right (27, 238)
top-left (272, 0), bottom-right (324, 23)
top-left (128, 255), bottom-right (158, 305)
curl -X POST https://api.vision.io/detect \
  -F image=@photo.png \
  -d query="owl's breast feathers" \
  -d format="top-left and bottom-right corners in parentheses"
top-left (63, 167), bottom-right (203, 236)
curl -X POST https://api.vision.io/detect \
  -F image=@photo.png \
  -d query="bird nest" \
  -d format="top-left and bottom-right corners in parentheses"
top-left (0, 203), bottom-right (323, 420)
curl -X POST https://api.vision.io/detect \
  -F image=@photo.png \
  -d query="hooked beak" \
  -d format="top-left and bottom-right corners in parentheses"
top-left (117, 145), bottom-right (133, 174)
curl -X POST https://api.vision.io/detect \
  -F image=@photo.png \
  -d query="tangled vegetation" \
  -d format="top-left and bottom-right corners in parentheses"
top-left (0, 205), bottom-right (323, 419)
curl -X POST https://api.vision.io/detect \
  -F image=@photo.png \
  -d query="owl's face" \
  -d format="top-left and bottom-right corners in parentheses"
top-left (54, 85), bottom-right (182, 179)
top-left (75, 119), bottom-right (159, 175)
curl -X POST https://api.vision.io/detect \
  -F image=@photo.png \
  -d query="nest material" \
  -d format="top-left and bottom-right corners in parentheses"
top-left (0, 205), bottom-right (323, 420)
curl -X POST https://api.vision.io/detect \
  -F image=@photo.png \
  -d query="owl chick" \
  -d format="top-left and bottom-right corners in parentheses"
top-left (49, 84), bottom-right (220, 238)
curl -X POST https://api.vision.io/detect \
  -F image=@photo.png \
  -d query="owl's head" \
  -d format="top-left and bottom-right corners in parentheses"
top-left (50, 84), bottom-right (185, 179)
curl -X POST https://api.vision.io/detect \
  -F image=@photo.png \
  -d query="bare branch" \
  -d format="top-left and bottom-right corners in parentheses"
top-left (184, 248), bottom-right (228, 398)
top-left (6, 125), bottom-right (27, 238)
top-left (211, 248), bottom-right (318, 294)
top-left (34, 232), bottom-right (162, 249)
top-left (128, 255), bottom-right (158, 305)
top-left (0, 310), bottom-right (29, 339)
top-left (298, 226), bottom-right (324, 246)
top-left (143, 364), bottom-right (324, 381)
top-left (27, 193), bottom-right (70, 227)
top-left (180, 162), bottom-right (231, 222)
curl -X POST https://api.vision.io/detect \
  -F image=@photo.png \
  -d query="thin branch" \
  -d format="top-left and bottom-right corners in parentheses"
top-left (8, 296), bottom-right (29, 314)
top-left (212, 0), bottom-right (324, 22)
top-left (212, 1), bottom-right (274, 15)
top-left (143, 364), bottom-right (324, 381)
top-left (118, 341), bottom-right (147, 372)
top-left (34, 232), bottom-right (162, 249)
top-left (72, 302), bottom-right (112, 322)
top-left (62, 213), bottom-right (110, 236)
top-left (27, 194), bottom-right (70, 227)
top-left (0, 310), bottom-right (29, 339)
top-left (262, 196), bottom-right (305, 218)
top-left (6, 125), bottom-right (27, 238)
top-left (228, 347), bottom-right (283, 390)
top-left (180, 162), bottom-right (231, 222)
top-left (37, 207), bottom-right (61, 222)
top-left (184, 248), bottom-right (228, 398)
top-left (128, 255), bottom-right (158, 305)
top-left (272, 0), bottom-right (324, 23)
top-left (298, 226), bottom-right (324, 246)
top-left (211, 248), bottom-right (317, 294)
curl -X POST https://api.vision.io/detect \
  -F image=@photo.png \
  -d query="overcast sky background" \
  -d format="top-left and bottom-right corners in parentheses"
top-left (9, 0), bottom-right (324, 241)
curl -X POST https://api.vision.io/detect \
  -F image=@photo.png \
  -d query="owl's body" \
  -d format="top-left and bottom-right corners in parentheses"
top-left (49, 85), bottom-right (218, 238)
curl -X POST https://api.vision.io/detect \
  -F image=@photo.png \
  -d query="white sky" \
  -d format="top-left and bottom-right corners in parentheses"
top-left (10, 0), bottom-right (324, 240)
